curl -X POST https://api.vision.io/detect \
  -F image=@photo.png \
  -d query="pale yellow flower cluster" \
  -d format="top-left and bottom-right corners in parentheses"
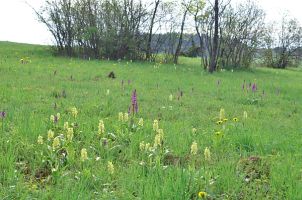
top-left (124, 113), bottom-right (129, 122)
top-left (204, 147), bottom-right (211, 161)
top-left (47, 130), bottom-right (54, 140)
top-left (138, 118), bottom-right (144, 127)
top-left (190, 141), bottom-right (198, 155)
top-left (118, 112), bottom-right (129, 122)
top-left (52, 137), bottom-right (60, 150)
top-left (192, 128), bottom-right (197, 134)
top-left (71, 107), bottom-right (78, 118)
top-left (64, 122), bottom-right (69, 130)
top-left (67, 127), bottom-right (74, 141)
top-left (169, 94), bottom-right (173, 101)
top-left (154, 133), bottom-right (163, 148)
top-left (37, 135), bottom-right (44, 144)
top-left (139, 141), bottom-right (151, 151)
top-left (98, 120), bottom-right (105, 135)
top-left (50, 113), bottom-right (60, 123)
top-left (153, 120), bottom-right (159, 131)
top-left (81, 148), bottom-right (88, 161)
top-left (107, 161), bottom-right (114, 174)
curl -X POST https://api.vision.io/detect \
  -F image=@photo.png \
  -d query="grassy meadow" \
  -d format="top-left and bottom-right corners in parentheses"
top-left (0, 41), bottom-right (302, 199)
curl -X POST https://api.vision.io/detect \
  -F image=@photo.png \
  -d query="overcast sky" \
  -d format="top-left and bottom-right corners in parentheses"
top-left (0, 0), bottom-right (302, 45)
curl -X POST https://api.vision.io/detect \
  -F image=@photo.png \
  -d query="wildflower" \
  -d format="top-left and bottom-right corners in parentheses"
top-left (216, 120), bottom-right (223, 125)
top-left (138, 118), bottom-right (144, 127)
top-left (192, 128), bottom-right (197, 134)
top-left (47, 130), bottom-right (54, 140)
top-left (157, 129), bottom-right (164, 135)
top-left (145, 143), bottom-right (151, 151)
top-left (223, 118), bottom-right (228, 122)
top-left (139, 141), bottom-right (145, 151)
top-left (52, 137), bottom-right (60, 150)
top-left (107, 161), bottom-right (114, 174)
top-left (50, 113), bottom-right (60, 123)
top-left (124, 113), bottom-right (129, 122)
top-left (153, 120), bottom-right (159, 131)
top-left (50, 115), bottom-right (55, 123)
top-left (154, 133), bottom-right (162, 147)
top-left (130, 89), bottom-right (138, 114)
top-left (204, 147), bottom-right (211, 161)
top-left (252, 83), bottom-right (257, 92)
top-left (81, 148), bottom-right (88, 161)
top-left (106, 89), bottom-right (110, 96)
top-left (98, 120), bottom-right (105, 135)
top-left (233, 117), bottom-right (239, 122)
top-left (215, 131), bottom-right (224, 139)
top-left (67, 127), bottom-right (74, 141)
top-left (219, 108), bottom-right (225, 120)
top-left (190, 141), bottom-right (198, 155)
top-left (118, 112), bottom-right (124, 122)
top-left (64, 122), bottom-right (69, 130)
top-left (198, 191), bottom-right (207, 198)
top-left (0, 111), bottom-right (6, 119)
top-left (37, 135), bottom-right (43, 144)
top-left (243, 111), bottom-right (248, 120)
top-left (56, 113), bottom-right (60, 121)
top-left (71, 107), bottom-right (78, 118)
top-left (169, 94), bottom-right (173, 101)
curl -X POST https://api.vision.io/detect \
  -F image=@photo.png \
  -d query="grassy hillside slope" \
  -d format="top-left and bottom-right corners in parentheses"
top-left (0, 41), bottom-right (302, 199)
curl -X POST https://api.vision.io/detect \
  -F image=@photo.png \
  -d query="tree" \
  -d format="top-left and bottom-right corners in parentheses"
top-left (146, 0), bottom-right (161, 61)
top-left (174, 1), bottom-right (189, 64)
top-left (263, 14), bottom-right (302, 68)
top-left (219, 0), bottom-right (266, 68)
top-left (188, 0), bottom-right (207, 69)
top-left (209, 0), bottom-right (219, 73)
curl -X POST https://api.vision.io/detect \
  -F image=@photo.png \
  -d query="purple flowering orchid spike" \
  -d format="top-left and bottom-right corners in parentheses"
top-left (180, 91), bottom-right (183, 97)
top-left (252, 83), bottom-right (257, 92)
top-left (131, 89), bottom-right (138, 114)
top-left (217, 79), bottom-right (221, 86)
top-left (54, 115), bottom-right (58, 123)
top-left (0, 111), bottom-right (6, 119)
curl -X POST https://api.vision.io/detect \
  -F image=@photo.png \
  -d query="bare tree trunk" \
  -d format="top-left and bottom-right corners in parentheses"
top-left (209, 0), bottom-right (219, 73)
top-left (174, 9), bottom-right (187, 64)
top-left (146, 0), bottom-right (160, 61)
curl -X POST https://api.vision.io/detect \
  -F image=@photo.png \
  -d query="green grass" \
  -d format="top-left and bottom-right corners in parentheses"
top-left (0, 41), bottom-right (302, 199)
